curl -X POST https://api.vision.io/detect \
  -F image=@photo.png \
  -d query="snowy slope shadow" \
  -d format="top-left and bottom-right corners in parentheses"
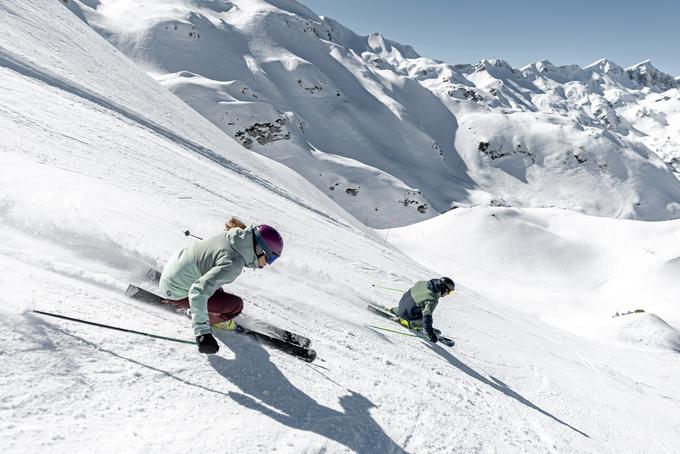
top-left (32, 314), bottom-right (234, 398)
top-left (425, 344), bottom-right (590, 438)
top-left (210, 334), bottom-right (408, 454)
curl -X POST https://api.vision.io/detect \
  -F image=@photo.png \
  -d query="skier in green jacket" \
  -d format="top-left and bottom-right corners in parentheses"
top-left (391, 277), bottom-right (455, 343)
top-left (159, 218), bottom-right (283, 354)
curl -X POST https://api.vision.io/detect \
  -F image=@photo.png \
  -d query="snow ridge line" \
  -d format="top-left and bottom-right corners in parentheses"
top-left (0, 48), bottom-right (347, 229)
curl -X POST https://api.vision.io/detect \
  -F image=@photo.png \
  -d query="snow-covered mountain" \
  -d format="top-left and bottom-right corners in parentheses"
top-left (626, 59), bottom-right (679, 91)
top-left (66, 0), bottom-right (680, 227)
top-left (3, 1), bottom-right (680, 453)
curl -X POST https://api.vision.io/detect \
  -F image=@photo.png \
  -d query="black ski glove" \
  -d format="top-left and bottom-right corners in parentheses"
top-left (196, 333), bottom-right (219, 354)
top-left (426, 329), bottom-right (438, 343)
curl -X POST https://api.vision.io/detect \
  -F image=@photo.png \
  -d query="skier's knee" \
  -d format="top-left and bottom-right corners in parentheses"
top-left (208, 292), bottom-right (243, 318)
top-left (219, 295), bottom-right (243, 318)
top-left (230, 297), bottom-right (244, 317)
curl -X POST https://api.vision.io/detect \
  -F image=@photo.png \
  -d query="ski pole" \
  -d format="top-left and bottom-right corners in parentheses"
top-left (183, 230), bottom-right (204, 240)
top-left (32, 310), bottom-right (195, 345)
top-left (371, 284), bottom-right (406, 293)
top-left (367, 324), bottom-right (421, 338)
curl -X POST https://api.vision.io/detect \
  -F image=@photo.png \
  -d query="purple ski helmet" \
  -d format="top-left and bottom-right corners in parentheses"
top-left (253, 224), bottom-right (283, 265)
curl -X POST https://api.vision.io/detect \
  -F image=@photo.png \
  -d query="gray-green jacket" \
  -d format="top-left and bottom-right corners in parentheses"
top-left (396, 279), bottom-right (442, 331)
top-left (160, 227), bottom-right (259, 336)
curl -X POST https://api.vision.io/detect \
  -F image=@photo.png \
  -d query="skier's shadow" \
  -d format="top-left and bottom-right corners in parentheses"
top-left (425, 342), bottom-right (590, 438)
top-left (210, 333), bottom-right (408, 454)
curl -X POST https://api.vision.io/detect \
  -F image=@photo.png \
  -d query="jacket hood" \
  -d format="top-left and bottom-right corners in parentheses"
top-left (427, 279), bottom-right (443, 296)
top-left (228, 226), bottom-right (259, 268)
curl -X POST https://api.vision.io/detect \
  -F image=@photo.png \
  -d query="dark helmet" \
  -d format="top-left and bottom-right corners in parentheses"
top-left (253, 224), bottom-right (283, 264)
top-left (440, 277), bottom-right (455, 294)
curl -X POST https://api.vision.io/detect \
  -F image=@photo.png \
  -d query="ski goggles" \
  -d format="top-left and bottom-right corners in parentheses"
top-left (254, 230), bottom-right (280, 265)
top-left (263, 250), bottom-right (279, 265)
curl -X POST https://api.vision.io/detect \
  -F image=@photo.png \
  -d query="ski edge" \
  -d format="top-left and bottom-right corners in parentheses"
top-left (366, 304), bottom-right (455, 347)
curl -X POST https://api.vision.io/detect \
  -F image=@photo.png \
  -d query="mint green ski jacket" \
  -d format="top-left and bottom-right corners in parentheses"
top-left (159, 227), bottom-right (259, 336)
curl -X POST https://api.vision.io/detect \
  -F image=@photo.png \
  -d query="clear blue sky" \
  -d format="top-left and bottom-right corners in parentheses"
top-left (301, 0), bottom-right (680, 75)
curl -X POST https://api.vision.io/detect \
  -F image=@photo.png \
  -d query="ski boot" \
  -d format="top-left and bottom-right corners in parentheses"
top-left (212, 319), bottom-right (237, 331)
top-left (399, 318), bottom-right (413, 329)
top-left (401, 319), bottom-right (441, 335)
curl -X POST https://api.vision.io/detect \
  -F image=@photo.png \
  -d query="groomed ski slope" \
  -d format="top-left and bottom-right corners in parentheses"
top-left (385, 207), bottom-right (680, 348)
top-left (1, 1), bottom-right (680, 453)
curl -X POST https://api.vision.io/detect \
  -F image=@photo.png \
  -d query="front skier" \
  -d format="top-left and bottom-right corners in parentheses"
top-left (159, 217), bottom-right (283, 354)
top-left (390, 277), bottom-right (455, 343)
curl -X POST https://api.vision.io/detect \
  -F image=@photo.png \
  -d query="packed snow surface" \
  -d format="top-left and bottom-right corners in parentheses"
top-left (385, 207), bottom-right (680, 347)
top-left (1, 1), bottom-right (679, 454)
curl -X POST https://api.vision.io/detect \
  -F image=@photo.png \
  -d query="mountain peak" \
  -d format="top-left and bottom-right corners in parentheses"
top-left (260, 0), bottom-right (321, 20)
top-left (625, 60), bottom-right (678, 90)
top-left (367, 32), bottom-right (420, 59)
top-left (477, 58), bottom-right (513, 69)
top-left (474, 59), bottom-right (517, 76)
top-left (584, 58), bottom-right (624, 75)
top-left (627, 58), bottom-right (653, 68)
top-left (536, 59), bottom-right (555, 70)
top-left (521, 60), bottom-right (585, 82)
top-left (521, 60), bottom-right (556, 73)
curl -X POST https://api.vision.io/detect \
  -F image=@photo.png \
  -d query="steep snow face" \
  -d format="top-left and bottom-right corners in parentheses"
top-left (583, 58), bottom-right (627, 78)
top-left (626, 60), bottom-right (679, 91)
top-left (454, 111), bottom-right (680, 220)
top-left (68, 0), bottom-right (462, 228)
top-left (4, 2), bottom-right (680, 453)
top-left (4, 0), bottom-right (359, 226)
top-left (68, 0), bottom-right (680, 227)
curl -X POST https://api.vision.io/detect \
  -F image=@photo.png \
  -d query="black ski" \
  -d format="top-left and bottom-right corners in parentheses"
top-left (126, 284), bottom-right (316, 362)
top-left (239, 315), bottom-right (312, 349)
top-left (367, 303), bottom-right (455, 347)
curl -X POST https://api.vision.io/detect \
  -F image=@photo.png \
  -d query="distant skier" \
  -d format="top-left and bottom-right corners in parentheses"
top-left (159, 217), bottom-right (283, 354)
top-left (390, 277), bottom-right (455, 343)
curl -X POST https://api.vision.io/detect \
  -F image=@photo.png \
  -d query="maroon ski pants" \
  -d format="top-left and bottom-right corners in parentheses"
top-left (163, 288), bottom-right (243, 325)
